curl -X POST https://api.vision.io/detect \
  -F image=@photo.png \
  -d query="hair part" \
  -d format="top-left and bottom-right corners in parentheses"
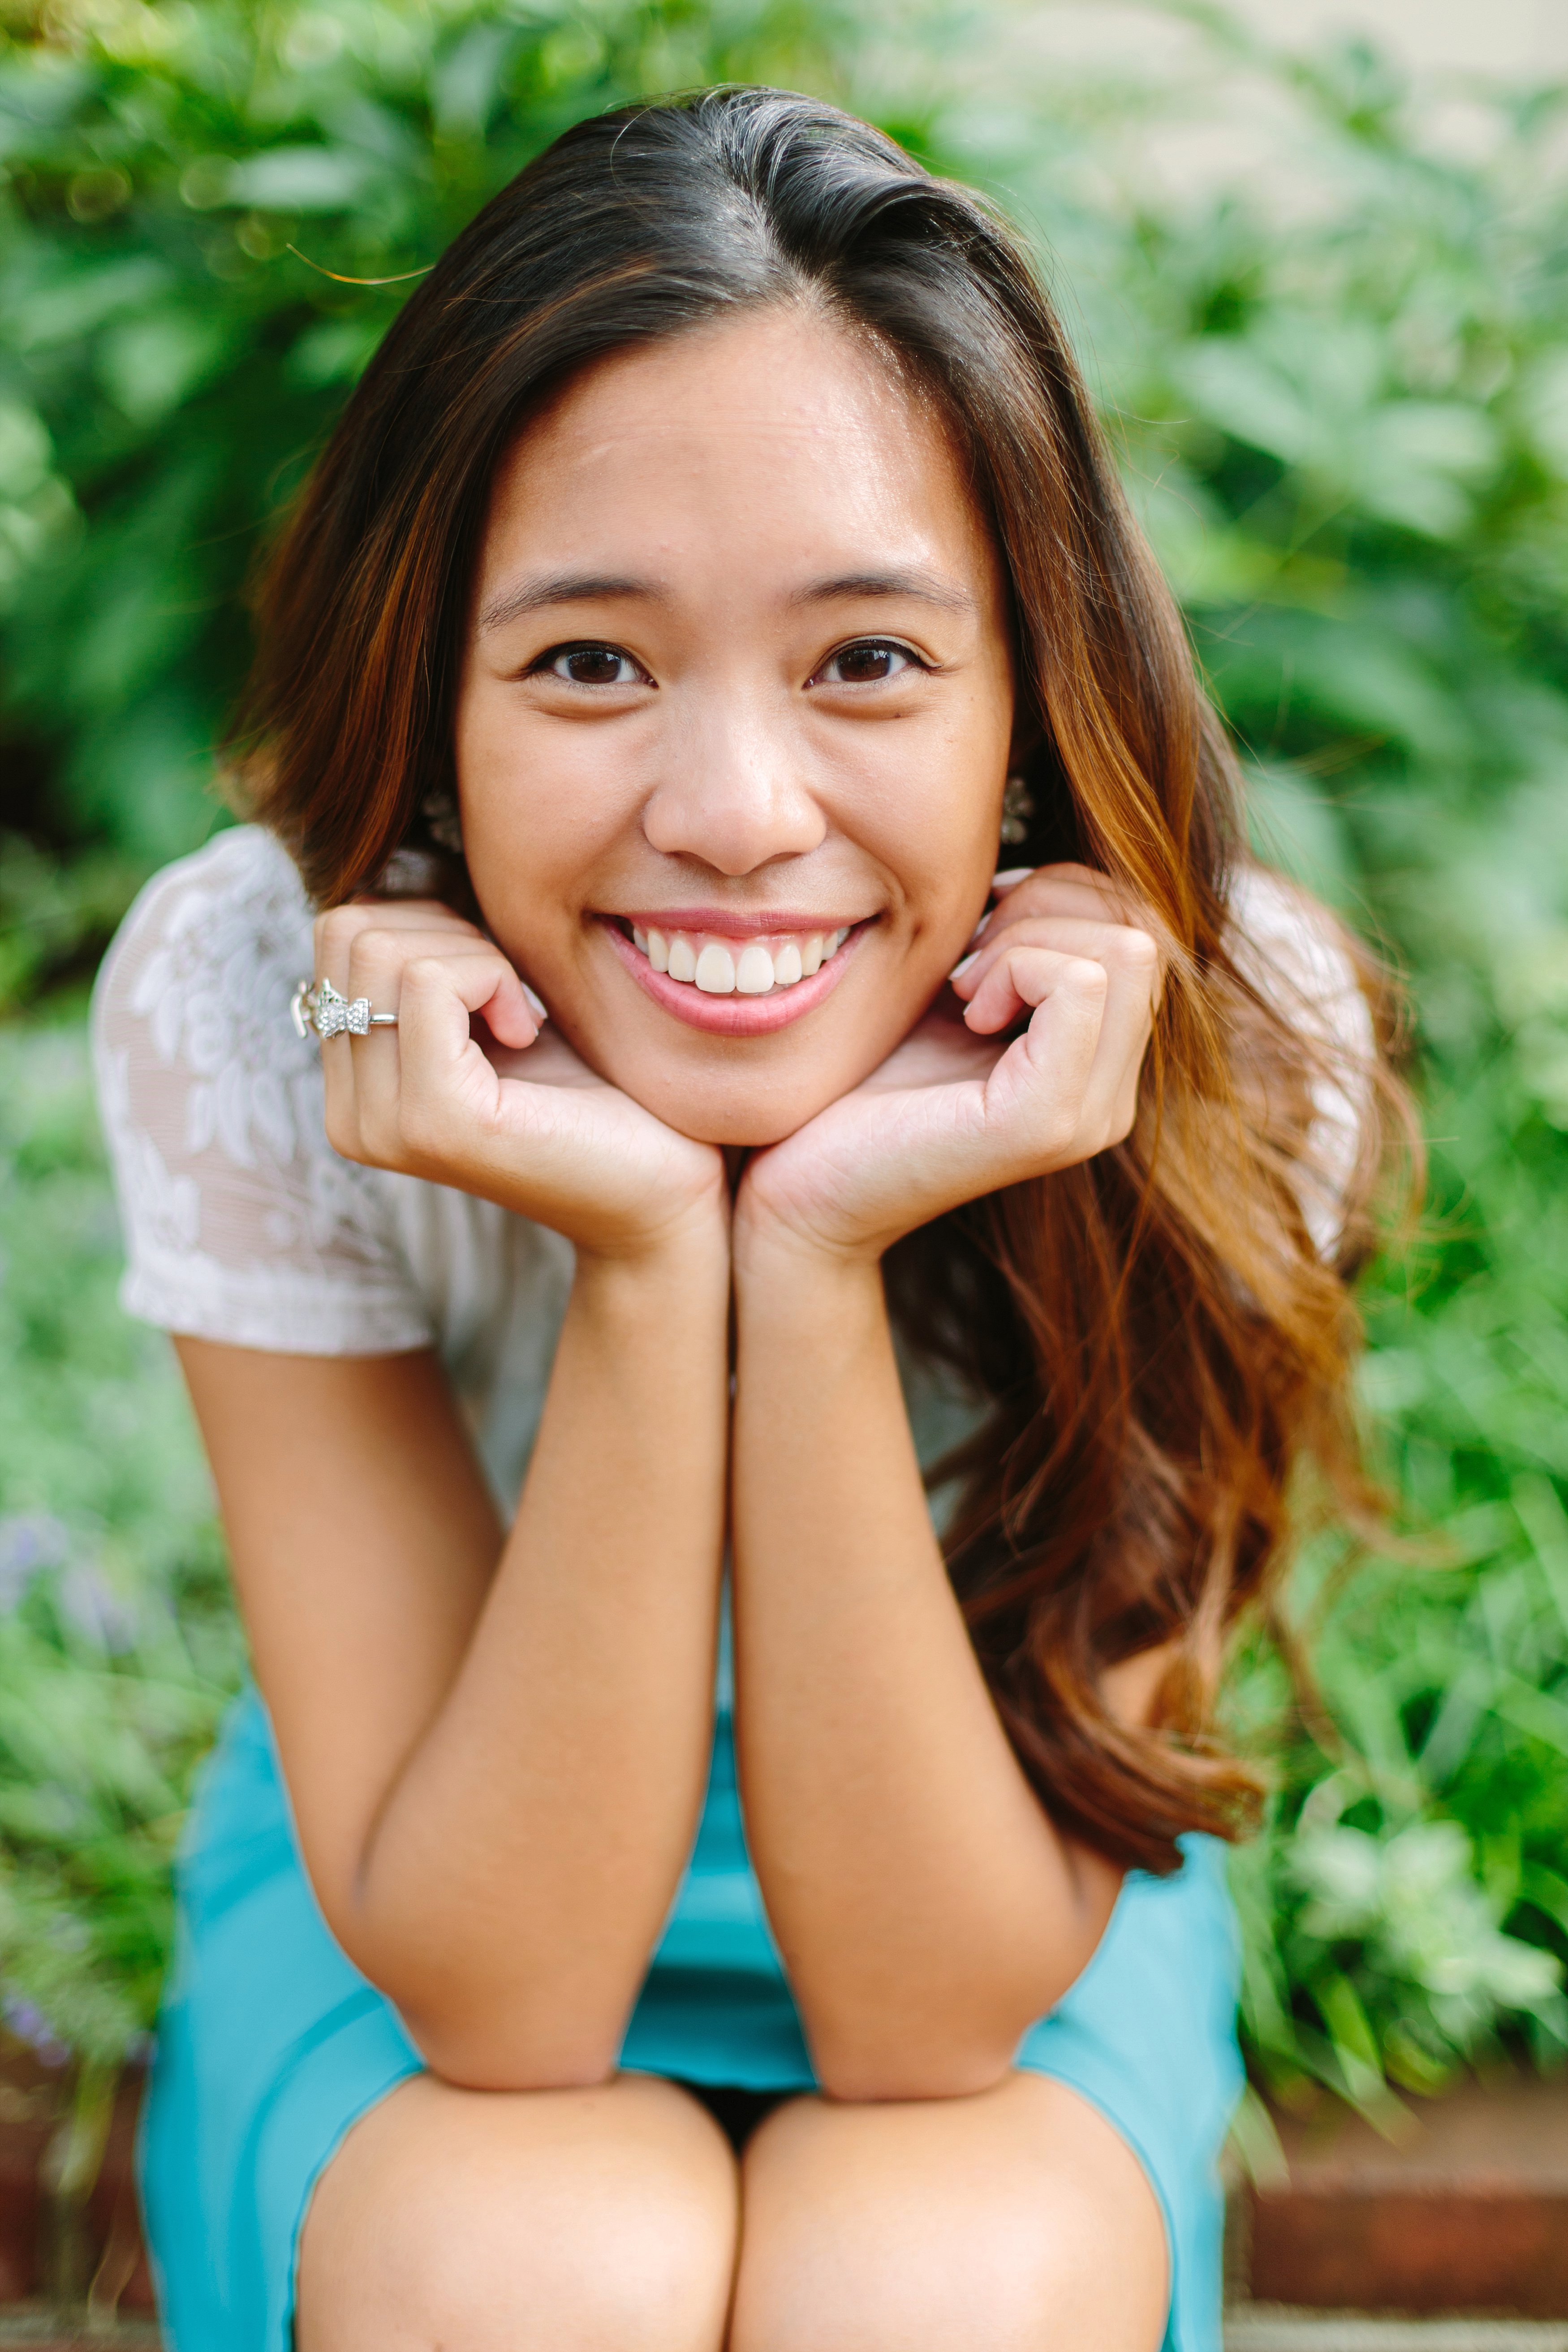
top-left (236, 86), bottom-right (1417, 1874)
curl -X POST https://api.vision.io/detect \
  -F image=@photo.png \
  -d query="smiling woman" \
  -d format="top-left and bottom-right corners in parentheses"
top-left (451, 312), bottom-right (1013, 1093)
top-left (90, 87), bottom-right (1407, 2352)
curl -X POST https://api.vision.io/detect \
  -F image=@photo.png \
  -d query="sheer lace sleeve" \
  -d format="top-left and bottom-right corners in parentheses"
top-left (1228, 863), bottom-right (1378, 1261)
top-left (91, 827), bottom-right (434, 1355)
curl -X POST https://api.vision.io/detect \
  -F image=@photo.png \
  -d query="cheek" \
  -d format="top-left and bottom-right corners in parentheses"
top-left (862, 761), bottom-right (1004, 936)
top-left (456, 696), bottom-right (631, 906)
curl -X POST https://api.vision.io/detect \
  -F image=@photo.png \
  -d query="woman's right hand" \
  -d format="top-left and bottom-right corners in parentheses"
top-left (313, 901), bottom-right (728, 1262)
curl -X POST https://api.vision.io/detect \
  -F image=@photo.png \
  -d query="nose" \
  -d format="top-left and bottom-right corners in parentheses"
top-left (640, 700), bottom-right (826, 875)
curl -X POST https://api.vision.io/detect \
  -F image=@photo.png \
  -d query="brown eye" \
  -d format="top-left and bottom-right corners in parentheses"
top-left (816, 639), bottom-right (921, 686)
top-left (543, 643), bottom-right (645, 686)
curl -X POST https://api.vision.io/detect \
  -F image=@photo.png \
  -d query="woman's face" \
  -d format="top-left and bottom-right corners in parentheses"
top-left (455, 306), bottom-right (1017, 1146)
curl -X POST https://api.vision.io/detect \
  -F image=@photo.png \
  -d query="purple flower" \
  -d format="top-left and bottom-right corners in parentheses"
top-left (2, 1994), bottom-right (70, 2068)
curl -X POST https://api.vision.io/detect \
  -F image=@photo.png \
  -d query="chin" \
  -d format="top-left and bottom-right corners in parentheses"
top-left (625, 1066), bottom-right (838, 1149)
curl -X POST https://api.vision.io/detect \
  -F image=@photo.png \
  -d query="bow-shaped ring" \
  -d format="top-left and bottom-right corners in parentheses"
top-left (291, 978), bottom-right (398, 1040)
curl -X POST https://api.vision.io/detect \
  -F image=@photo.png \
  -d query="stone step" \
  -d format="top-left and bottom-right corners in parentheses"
top-left (1226, 2317), bottom-right (1568, 2351)
top-left (0, 2318), bottom-right (158, 2349)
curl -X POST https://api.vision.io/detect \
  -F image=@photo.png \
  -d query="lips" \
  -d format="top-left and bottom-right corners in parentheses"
top-left (602, 914), bottom-right (868, 1035)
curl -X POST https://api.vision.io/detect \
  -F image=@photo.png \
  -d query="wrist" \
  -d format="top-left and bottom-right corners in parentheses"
top-left (573, 1205), bottom-right (731, 1309)
top-left (731, 1216), bottom-right (886, 1334)
top-left (731, 1189), bottom-right (884, 1283)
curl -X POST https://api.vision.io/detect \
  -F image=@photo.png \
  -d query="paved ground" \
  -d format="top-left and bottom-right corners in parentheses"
top-left (1228, 2314), bottom-right (1568, 2351)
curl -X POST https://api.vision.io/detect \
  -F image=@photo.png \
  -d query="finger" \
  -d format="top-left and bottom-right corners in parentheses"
top-left (338, 923), bottom-right (543, 1043)
top-left (970, 865), bottom-right (1164, 959)
top-left (981, 948), bottom-right (1110, 1174)
top-left (999, 925), bottom-right (1159, 1153)
top-left (992, 862), bottom-right (1125, 907)
top-left (313, 899), bottom-right (485, 982)
top-left (345, 931), bottom-right (541, 1160)
top-left (1073, 938), bottom-right (1160, 1146)
top-left (978, 938), bottom-right (1159, 1173)
top-left (957, 918), bottom-right (1162, 1030)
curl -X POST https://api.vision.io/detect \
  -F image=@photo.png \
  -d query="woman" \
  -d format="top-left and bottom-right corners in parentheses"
top-left (94, 88), bottom-right (1396, 2352)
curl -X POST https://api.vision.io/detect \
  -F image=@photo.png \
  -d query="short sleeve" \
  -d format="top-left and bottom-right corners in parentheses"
top-left (91, 827), bottom-right (435, 1356)
top-left (1227, 864), bottom-right (1378, 1261)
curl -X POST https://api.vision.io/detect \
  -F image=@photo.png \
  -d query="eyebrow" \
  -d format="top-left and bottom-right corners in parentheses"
top-left (475, 562), bottom-right (977, 637)
top-left (788, 568), bottom-right (977, 616)
top-left (477, 572), bottom-right (656, 635)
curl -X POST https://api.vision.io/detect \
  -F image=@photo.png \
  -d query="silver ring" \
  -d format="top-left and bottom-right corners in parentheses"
top-left (291, 978), bottom-right (398, 1040)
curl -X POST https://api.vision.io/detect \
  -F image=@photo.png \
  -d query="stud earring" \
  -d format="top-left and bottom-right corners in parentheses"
top-left (1000, 773), bottom-right (1034, 847)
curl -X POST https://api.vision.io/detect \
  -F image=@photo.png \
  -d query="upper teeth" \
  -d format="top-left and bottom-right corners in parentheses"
top-left (629, 926), bottom-right (851, 994)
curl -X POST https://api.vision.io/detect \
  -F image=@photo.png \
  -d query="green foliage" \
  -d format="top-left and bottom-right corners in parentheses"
top-left (0, 1019), bottom-right (241, 2072)
top-left (0, 0), bottom-right (853, 968)
top-left (1, 0), bottom-right (1566, 2132)
top-left (967, 27), bottom-right (1568, 2117)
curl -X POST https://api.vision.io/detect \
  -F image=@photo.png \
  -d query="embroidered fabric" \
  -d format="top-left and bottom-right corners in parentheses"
top-left (92, 826), bottom-right (1373, 1489)
top-left (90, 827), bottom-right (577, 1501)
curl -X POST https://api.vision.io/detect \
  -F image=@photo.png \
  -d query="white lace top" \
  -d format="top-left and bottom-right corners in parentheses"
top-left (91, 826), bottom-right (1371, 1504)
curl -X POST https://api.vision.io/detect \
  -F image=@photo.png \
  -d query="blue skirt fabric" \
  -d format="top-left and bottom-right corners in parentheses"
top-left (140, 1690), bottom-right (1242, 2352)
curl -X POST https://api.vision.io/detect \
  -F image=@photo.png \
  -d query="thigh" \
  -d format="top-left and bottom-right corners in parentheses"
top-left (297, 2069), bottom-right (739, 2352)
top-left (730, 2069), bottom-right (1169, 2352)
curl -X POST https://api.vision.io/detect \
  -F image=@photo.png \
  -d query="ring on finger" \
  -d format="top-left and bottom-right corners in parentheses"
top-left (291, 978), bottom-right (398, 1040)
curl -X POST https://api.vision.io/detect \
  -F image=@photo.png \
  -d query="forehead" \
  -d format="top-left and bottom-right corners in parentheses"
top-left (478, 306), bottom-right (999, 594)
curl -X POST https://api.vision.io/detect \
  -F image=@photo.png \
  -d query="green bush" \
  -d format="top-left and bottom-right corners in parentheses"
top-left (1, 0), bottom-right (1566, 2153)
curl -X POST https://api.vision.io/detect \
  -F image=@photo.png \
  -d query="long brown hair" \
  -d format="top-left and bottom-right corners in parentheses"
top-left (236, 87), bottom-right (1413, 1874)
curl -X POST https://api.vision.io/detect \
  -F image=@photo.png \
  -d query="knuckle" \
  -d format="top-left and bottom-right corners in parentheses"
top-left (348, 924), bottom-right (400, 975)
top-left (402, 954), bottom-right (449, 992)
top-left (1120, 926), bottom-right (1160, 972)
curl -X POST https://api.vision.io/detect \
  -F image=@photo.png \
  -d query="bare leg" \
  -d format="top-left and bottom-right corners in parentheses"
top-left (730, 2070), bottom-right (1170, 2352)
top-left (297, 2071), bottom-right (738, 2352)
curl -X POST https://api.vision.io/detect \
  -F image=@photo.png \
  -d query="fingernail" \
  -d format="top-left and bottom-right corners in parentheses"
top-left (992, 867), bottom-right (1034, 892)
top-left (521, 982), bottom-right (548, 1022)
top-left (948, 950), bottom-right (980, 980)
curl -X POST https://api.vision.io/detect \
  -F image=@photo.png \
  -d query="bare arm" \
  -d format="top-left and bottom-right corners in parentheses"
top-left (730, 1242), bottom-right (1122, 2102)
top-left (176, 898), bottom-right (732, 2091)
top-left (181, 1225), bottom-right (728, 2090)
top-left (732, 866), bottom-right (1163, 2099)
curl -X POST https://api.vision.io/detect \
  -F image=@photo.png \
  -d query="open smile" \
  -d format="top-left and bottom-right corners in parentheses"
top-left (601, 913), bottom-right (871, 1035)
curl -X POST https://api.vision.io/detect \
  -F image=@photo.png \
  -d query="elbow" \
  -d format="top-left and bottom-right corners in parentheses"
top-left (814, 2048), bottom-right (1017, 2105)
top-left (400, 2005), bottom-right (625, 2096)
top-left (810, 2017), bottom-right (1027, 2107)
top-left (806, 1955), bottom-right (1091, 2106)
top-left (328, 1901), bottom-right (634, 2095)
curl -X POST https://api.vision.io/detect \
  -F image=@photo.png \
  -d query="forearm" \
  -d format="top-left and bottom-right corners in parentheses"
top-left (730, 1239), bottom-right (1120, 2101)
top-left (350, 1233), bottom-right (729, 2084)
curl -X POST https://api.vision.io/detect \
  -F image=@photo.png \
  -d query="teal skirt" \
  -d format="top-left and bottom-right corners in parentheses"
top-left (139, 1691), bottom-right (1242, 2352)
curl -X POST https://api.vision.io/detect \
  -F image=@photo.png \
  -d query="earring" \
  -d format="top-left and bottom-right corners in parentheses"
top-left (422, 786), bottom-right (464, 855)
top-left (1000, 772), bottom-right (1034, 847)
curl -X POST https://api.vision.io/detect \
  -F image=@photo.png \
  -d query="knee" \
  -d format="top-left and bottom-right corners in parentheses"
top-left (299, 2085), bottom-right (737, 2352)
top-left (734, 2191), bottom-right (1165, 2352)
top-left (733, 2217), bottom-right (1044, 2352)
top-left (401, 2175), bottom-right (730, 2352)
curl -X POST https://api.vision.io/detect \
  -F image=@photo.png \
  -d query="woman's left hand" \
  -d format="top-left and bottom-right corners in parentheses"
top-left (735, 863), bottom-right (1165, 1267)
